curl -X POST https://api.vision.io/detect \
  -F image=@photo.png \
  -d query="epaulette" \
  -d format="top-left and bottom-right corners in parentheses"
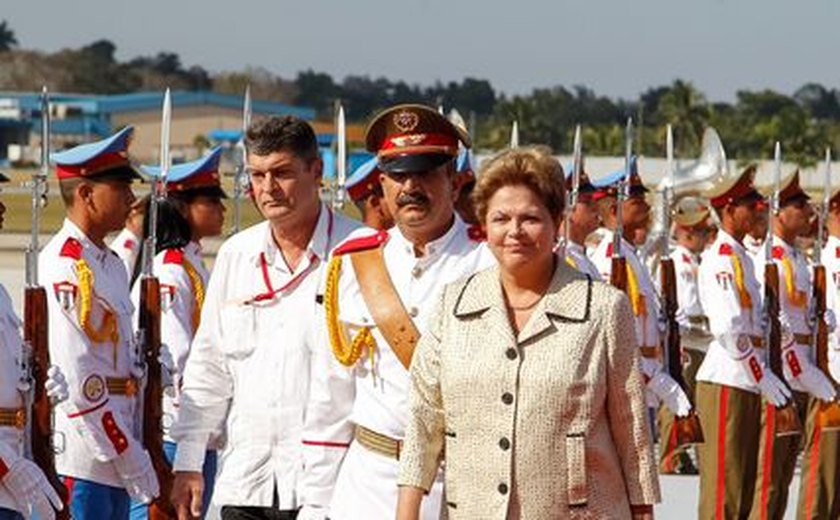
top-left (466, 224), bottom-right (486, 242)
top-left (772, 245), bottom-right (785, 260)
top-left (718, 243), bottom-right (733, 256)
top-left (60, 238), bottom-right (83, 260)
top-left (333, 231), bottom-right (389, 256)
top-left (606, 242), bottom-right (614, 258)
top-left (836, 246), bottom-right (840, 259)
top-left (163, 248), bottom-right (184, 265)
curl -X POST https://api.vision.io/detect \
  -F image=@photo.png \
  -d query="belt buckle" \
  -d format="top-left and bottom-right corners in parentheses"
top-left (14, 409), bottom-right (26, 430)
top-left (125, 378), bottom-right (137, 397)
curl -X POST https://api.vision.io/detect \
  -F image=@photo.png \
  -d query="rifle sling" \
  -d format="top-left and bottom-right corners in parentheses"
top-left (349, 247), bottom-right (419, 370)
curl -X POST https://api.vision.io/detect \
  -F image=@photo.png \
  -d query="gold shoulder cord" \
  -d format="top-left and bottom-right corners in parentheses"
top-left (325, 256), bottom-right (376, 367)
top-left (75, 258), bottom-right (120, 366)
top-left (182, 257), bottom-right (206, 334)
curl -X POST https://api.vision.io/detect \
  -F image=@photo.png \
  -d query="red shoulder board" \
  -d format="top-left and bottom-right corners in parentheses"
top-left (466, 224), bottom-right (486, 242)
top-left (772, 245), bottom-right (784, 260)
top-left (835, 246), bottom-right (840, 259)
top-left (333, 231), bottom-right (389, 256)
top-left (718, 243), bottom-right (733, 256)
top-left (163, 248), bottom-right (184, 265)
top-left (682, 253), bottom-right (692, 264)
top-left (606, 242), bottom-right (614, 258)
top-left (123, 238), bottom-right (136, 250)
top-left (60, 238), bottom-right (83, 260)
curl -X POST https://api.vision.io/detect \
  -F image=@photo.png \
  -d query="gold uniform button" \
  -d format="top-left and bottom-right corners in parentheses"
top-left (411, 266), bottom-right (422, 278)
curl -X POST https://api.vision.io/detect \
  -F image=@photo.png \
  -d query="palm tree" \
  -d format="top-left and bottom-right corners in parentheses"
top-left (0, 20), bottom-right (17, 52)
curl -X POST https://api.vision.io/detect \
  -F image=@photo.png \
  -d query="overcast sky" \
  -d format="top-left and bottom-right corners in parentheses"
top-left (6, 0), bottom-right (839, 102)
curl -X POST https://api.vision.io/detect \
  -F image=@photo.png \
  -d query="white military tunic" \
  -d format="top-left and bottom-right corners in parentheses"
top-left (696, 231), bottom-right (764, 392)
top-left (564, 240), bottom-right (600, 279)
top-left (111, 228), bottom-right (141, 280)
top-left (40, 219), bottom-right (139, 487)
top-left (300, 216), bottom-right (494, 519)
top-left (823, 235), bottom-right (840, 381)
top-left (0, 284), bottom-right (27, 512)
top-left (171, 206), bottom-right (359, 508)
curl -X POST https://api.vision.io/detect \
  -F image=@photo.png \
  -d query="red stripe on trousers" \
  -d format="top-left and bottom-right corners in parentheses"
top-left (62, 476), bottom-right (75, 508)
top-left (804, 420), bottom-right (822, 518)
top-left (715, 386), bottom-right (730, 520)
top-left (664, 419), bottom-right (679, 473)
top-left (760, 404), bottom-right (776, 520)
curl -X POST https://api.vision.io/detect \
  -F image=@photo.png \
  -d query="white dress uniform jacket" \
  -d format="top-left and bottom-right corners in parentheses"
top-left (0, 284), bottom-right (26, 512)
top-left (171, 207), bottom-right (359, 508)
top-left (40, 219), bottom-right (139, 487)
top-left (111, 228), bottom-right (141, 280)
top-left (130, 241), bottom-right (216, 444)
top-left (564, 240), bottom-right (600, 279)
top-left (300, 216), bottom-right (495, 519)
top-left (696, 231), bottom-right (764, 392)
top-left (670, 244), bottom-right (705, 330)
top-left (823, 235), bottom-right (840, 381)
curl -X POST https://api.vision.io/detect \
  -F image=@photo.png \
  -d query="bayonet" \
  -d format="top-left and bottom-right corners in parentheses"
top-left (613, 118), bottom-right (633, 260)
top-left (232, 85), bottom-right (251, 234)
top-left (509, 120), bottom-right (519, 148)
top-left (333, 103), bottom-right (347, 210)
top-left (562, 125), bottom-right (582, 256)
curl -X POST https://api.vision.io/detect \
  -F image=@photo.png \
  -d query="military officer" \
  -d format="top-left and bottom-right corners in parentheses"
top-left (694, 165), bottom-right (791, 519)
top-left (589, 159), bottom-right (692, 418)
top-left (559, 164), bottom-right (600, 278)
top-left (41, 126), bottom-right (159, 518)
top-left (299, 104), bottom-right (494, 519)
top-left (346, 156), bottom-right (394, 231)
top-left (129, 148), bottom-right (227, 519)
top-left (169, 116), bottom-right (360, 520)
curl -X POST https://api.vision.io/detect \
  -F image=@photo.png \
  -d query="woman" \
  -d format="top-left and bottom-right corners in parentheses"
top-left (128, 149), bottom-right (226, 520)
top-left (396, 148), bottom-right (660, 519)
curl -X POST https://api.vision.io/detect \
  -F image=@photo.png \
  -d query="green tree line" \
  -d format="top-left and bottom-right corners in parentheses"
top-left (2, 22), bottom-right (839, 165)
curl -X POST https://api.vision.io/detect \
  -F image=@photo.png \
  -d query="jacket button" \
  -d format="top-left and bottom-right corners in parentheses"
top-left (411, 266), bottom-right (422, 278)
top-left (501, 392), bottom-right (513, 405)
top-left (499, 437), bottom-right (511, 451)
top-left (498, 483), bottom-right (508, 495)
top-left (409, 306), bottom-right (419, 318)
top-left (505, 348), bottom-right (518, 360)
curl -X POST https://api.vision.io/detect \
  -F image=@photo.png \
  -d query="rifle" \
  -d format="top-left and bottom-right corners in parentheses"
top-left (765, 142), bottom-right (801, 437)
top-left (561, 125), bottom-right (582, 259)
top-left (812, 148), bottom-right (840, 430)
top-left (332, 103), bottom-right (347, 211)
top-left (231, 85), bottom-right (251, 235)
top-left (138, 88), bottom-right (176, 518)
top-left (609, 119), bottom-right (632, 292)
top-left (23, 86), bottom-right (69, 519)
top-left (660, 125), bottom-right (704, 445)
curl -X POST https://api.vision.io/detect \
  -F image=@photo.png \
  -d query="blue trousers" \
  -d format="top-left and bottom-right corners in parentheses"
top-left (62, 476), bottom-right (130, 519)
top-left (128, 441), bottom-right (217, 520)
top-left (0, 507), bottom-right (22, 520)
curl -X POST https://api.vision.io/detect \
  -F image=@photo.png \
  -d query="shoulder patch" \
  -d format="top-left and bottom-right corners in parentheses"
top-left (333, 231), bottom-right (389, 256)
top-left (123, 238), bottom-right (136, 250)
top-left (682, 253), bottom-right (692, 264)
top-left (835, 246), bottom-right (840, 259)
top-left (772, 245), bottom-right (784, 260)
top-left (718, 243), bottom-right (733, 256)
top-left (466, 224), bottom-right (486, 242)
top-left (606, 242), bottom-right (614, 258)
top-left (163, 248), bottom-right (184, 265)
top-left (60, 238), bottom-right (83, 260)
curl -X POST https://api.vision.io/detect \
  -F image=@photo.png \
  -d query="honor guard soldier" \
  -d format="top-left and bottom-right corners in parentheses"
top-left (751, 172), bottom-right (835, 519)
top-left (657, 198), bottom-right (712, 475)
top-left (559, 164), bottom-right (600, 278)
top-left (346, 156), bottom-right (394, 231)
top-left (128, 148), bottom-right (227, 519)
top-left (589, 160), bottom-right (692, 418)
top-left (299, 104), bottom-right (494, 519)
top-left (805, 183), bottom-right (840, 519)
top-left (694, 166), bottom-right (791, 519)
top-left (111, 199), bottom-right (146, 280)
top-left (453, 147), bottom-right (479, 225)
top-left (41, 127), bottom-right (160, 519)
top-left (169, 117), bottom-right (360, 520)
top-left (0, 173), bottom-right (68, 520)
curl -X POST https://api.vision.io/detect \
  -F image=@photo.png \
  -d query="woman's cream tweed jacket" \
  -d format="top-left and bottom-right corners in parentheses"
top-left (398, 262), bottom-right (661, 519)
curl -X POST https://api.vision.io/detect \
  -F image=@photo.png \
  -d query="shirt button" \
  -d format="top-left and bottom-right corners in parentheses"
top-left (499, 437), bottom-right (511, 451)
top-left (505, 348), bottom-right (518, 360)
top-left (501, 392), bottom-right (513, 405)
top-left (411, 266), bottom-right (422, 278)
top-left (409, 306), bottom-right (419, 318)
top-left (498, 483), bottom-right (508, 495)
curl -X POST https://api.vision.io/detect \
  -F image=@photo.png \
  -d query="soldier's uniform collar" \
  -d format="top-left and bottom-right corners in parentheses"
top-left (390, 214), bottom-right (465, 259)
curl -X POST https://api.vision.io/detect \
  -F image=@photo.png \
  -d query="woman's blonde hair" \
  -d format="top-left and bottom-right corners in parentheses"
top-left (472, 146), bottom-right (566, 224)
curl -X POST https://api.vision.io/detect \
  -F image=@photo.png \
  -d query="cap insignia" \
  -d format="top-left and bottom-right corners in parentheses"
top-left (393, 110), bottom-right (419, 133)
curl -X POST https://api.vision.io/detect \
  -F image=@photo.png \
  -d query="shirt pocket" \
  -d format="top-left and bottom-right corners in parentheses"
top-left (566, 432), bottom-right (588, 508)
top-left (219, 303), bottom-right (257, 360)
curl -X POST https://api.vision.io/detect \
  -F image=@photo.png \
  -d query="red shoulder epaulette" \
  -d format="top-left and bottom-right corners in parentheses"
top-left (606, 242), bottom-right (614, 258)
top-left (718, 243), bottom-right (733, 256)
top-left (333, 231), bottom-right (389, 256)
top-left (466, 224), bottom-right (486, 242)
top-left (163, 248), bottom-right (184, 265)
top-left (681, 253), bottom-right (691, 263)
top-left (835, 246), bottom-right (840, 259)
top-left (772, 245), bottom-right (785, 260)
top-left (60, 238), bottom-right (83, 260)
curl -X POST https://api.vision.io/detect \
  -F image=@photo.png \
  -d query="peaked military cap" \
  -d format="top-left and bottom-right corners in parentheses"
top-left (345, 156), bottom-right (382, 202)
top-left (776, 170), bottom-right (810, 206)
top-left (365, 104), bottom-right (471, 173)
top-left (673, 197), bottom-right (711, 228)
top-left (51, 126), bottom-right (141, 181)
top-left (591, 156), bottom-right (648, 200)
top-left (707, 164), bottom-right (763, 209)
top-left (564, 163), bottom-right (597, 201)
top-left (143, 147), bottom-right (227, 198)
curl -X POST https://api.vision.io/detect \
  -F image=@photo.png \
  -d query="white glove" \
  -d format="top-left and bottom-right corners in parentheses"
top-left (646, 371), bottom-right (692, 417)
top-left (112, 442), bottom-right (160, 504)
top-left (830, 347), bottom-right (840, 384)
top-left (297, 505), bottom-right (329, 520)
top-left (158, 343), bottom-right (176, 388)
top-left (741, 352), bottom-right (791, 407)
top-left (825, 309), bottom-right (837, 333)
top-left (2, 458), bottom-right (63, 520)
top-left (44, 365), bottom-right (69, 404)
top-left (784, 348), bottom-right (836, 401)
